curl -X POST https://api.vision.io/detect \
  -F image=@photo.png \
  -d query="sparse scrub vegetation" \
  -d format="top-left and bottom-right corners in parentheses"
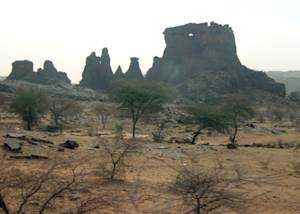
top-left (99, 131), bottom-right (138, 180)
top-left (222, 96), bottom-right (255, 147)
top-left (151, 109), bottom-right (172, 143)
top-left (93, 102), bottom-right (111, 130)
top-left (168, 166), bottom-right (245, 214)
top-left (48, 97), bottom-right (82, 133)
top-left (270, 107), bottom-right (285, 122)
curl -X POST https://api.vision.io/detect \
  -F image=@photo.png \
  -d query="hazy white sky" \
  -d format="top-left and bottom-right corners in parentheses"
top-left (0, 0), bottom-right (299, 83)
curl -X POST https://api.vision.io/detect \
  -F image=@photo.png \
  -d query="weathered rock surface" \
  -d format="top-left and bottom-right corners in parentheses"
top-left (3, 139), bottom-right (22, 152)
top-left (125, 57), bottom-right (144, 80)
top-left (80, 48), bottom-right (114, 91)
top-left (6, 60), bottom-right (71, 85)
top-left (10, 154), bottom-right (48, 160)
top-left (114, 66), bottom-right (125, 80)
top-left (146, 22), bottom-right (286, 100)
top-left (0, 80), bottom-right (105, 101)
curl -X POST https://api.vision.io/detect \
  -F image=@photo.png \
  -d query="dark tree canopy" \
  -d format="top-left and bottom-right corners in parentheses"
top-left (111, 80), bottom-right (173, 138)
top-left (183, 105), bottom-right (229, 144)
top-left (10, 88), bottom-right (48, 130)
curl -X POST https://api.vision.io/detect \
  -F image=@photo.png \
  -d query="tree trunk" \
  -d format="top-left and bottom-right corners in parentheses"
top-left (27, 120), bottom-right (31, 131)
top-left (132, 120), bottom-right (137, 138)
top-left (196, 198), bottom-right (201, 214)
top-left (110, 163), bottom-right (117, 180)
top-left (191, 128), bottom-right (201, 144)
top-left (54, 116), bottom-right (59, 126)
top-left (230, 124), bottom-right (238, 144)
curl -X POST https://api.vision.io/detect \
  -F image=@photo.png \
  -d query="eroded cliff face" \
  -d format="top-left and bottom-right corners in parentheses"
top-left (6, 60), bottom-right (71, 85)
top-left (80, 48), bottom-right (114, 91)
top-left (146, 22), bottom-right (285, 100)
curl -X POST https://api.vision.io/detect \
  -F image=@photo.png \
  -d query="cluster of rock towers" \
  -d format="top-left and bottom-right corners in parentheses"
top-left (80, 48), bottom-right (144, 91)
top-left (6, 22), bottom-right (286, 99)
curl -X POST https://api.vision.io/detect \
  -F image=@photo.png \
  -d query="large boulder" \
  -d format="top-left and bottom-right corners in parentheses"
top-left (4, 139), bottom-right (22, 152)
top-left (80, 48), bottom-right (114, 91)
top-left (146, 22), bottom-right (285, 100)
top-left (60, 140), bottom-right (79, 149)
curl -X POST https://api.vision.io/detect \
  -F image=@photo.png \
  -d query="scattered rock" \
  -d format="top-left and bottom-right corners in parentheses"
top-left (246, 123), bottom-right (256, 128)
top-left (30, 137), bottom-right (54, 145)
top-left (3, 139), bottom-right (22, 152)
top-left (10, 155), bottom-right (48, 160)
top-left (5, 133), bottom-right (26, 139)
top-left (227, 143), bottom-right (238, 149)
top-left (60, 140), bottom-right (79, 149)
top-left (4, 133), bottom-right (54, 145)
top-left (57, 148), bottom-right (65, 152)
top-left (169, 137), bottom-right (191, 144)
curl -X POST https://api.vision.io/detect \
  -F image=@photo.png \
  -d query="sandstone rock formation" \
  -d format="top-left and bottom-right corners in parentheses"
top-left (80, 48), bottom-right (113, 91)
top-left (146, 22), bottom-right (285, 100)
top-left (125, 57), bottom-right (144, 80)
top-left (7, 60), bottom-right (34, 81)
top-left (6, 60), bottom-right (71, 85)
top-left (114, 66), bottom-right (125, 79)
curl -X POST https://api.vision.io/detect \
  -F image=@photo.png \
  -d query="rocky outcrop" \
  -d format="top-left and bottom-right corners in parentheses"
top-left (6, 60), bottom-right (71, 85)
top-left (146, 22), bottom-right (285, 100)
top-left (7, 60), bottom-right (34, 81)
top-left (125, 57), bottom-right (144, 80)
top-left (114, 66), bottom-right (125, 79)
top-left (80, 48), bottom-right (114, 91)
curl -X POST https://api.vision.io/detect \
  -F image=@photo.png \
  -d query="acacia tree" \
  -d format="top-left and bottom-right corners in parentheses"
top-left (93, 103), bottom-right (111, 130)
top-left (49, 98), bottom-right (74, 126)
top-left (222, 96), bottom-right (255, 146)
top-left (10, 89), bottom-right (48, 130)
top-left (183, 105), bottom-right (229, 144)
top-left (111, 80), bottom-right (172, 138)
top-left (48, 98), bottom-right (82, 132)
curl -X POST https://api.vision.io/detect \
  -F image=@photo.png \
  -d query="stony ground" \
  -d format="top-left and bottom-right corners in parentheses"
top-left (0, 110), bottom-right (300, 214)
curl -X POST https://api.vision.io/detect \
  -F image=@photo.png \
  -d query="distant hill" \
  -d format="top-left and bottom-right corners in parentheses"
top-left (266, 71), bottom-right (300, 94)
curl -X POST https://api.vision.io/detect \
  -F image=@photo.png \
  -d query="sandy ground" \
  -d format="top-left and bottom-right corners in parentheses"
top-left (0, 112), bottom-right (300, 214)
